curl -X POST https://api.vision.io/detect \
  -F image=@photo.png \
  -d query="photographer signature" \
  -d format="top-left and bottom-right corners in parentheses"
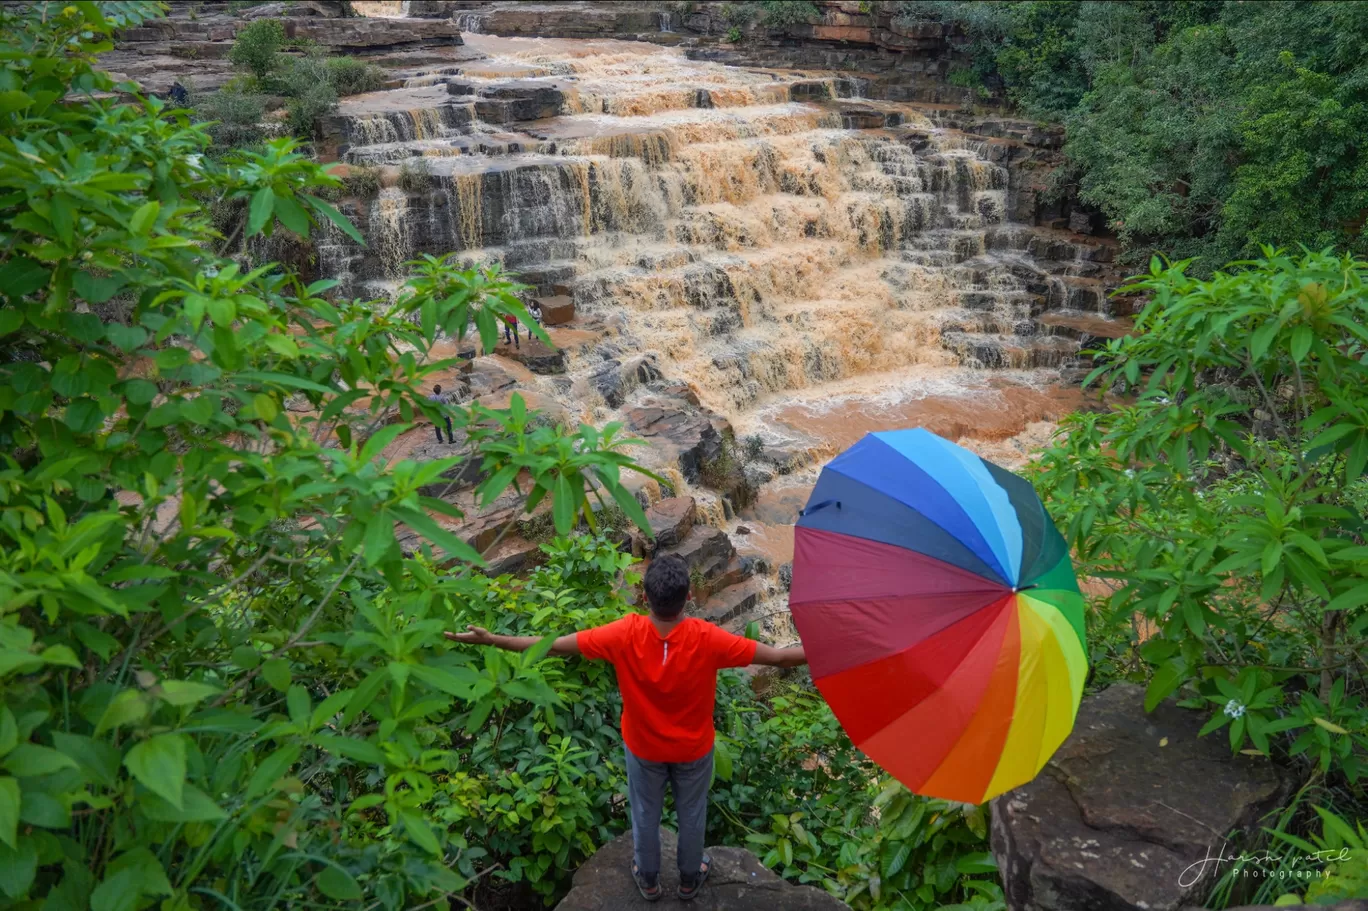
top-left (1179, 845), bottom-right (1351, 888)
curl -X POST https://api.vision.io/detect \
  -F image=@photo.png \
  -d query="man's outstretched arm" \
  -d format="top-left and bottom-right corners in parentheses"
top-left (445, 625), bottom-right (581, 657)
top-left (752, 643), bottom-right (807, 668)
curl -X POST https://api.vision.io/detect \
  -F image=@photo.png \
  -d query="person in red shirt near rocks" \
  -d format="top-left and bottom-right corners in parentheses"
top-left (446, 553), bottom-right (806, 901)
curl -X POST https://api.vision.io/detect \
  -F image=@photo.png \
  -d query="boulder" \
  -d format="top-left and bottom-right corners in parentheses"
top-left (991, 683), bottom-right (1288, 911)
top-left (590, 354), bottom-right (663, 408)
top-left (501, 338), bottom-right (567, 375)
top-left (777, 561), bottom-right (793, 591)
top-left (474, 82), bottom-right (566, 123)
top-left (556, 829), bottom-right (849, 911)
top-left (625, 398), bottom-right (725, 484)
top-left (642, 497), bottom-right (696, 551)
top-left (484, 534), bottom-right (544, 577)
top-left (657, 525), bottom-right (736, 587)
top-left (698, 578), bottom-right (765, 626)
top-left (537, 295), bottom-right (576, 326)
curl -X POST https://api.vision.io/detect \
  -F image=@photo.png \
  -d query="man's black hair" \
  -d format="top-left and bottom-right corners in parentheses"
top-left (644, 554), bottom-right (690, 618)
top-left (433, 384), bottom-right (442, 394)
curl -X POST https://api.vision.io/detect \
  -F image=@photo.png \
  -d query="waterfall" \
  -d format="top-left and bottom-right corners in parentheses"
top-left (329, 33), bottom-right (1124, 481)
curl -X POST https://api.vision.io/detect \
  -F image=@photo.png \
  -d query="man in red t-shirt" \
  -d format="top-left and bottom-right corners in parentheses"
top-left (447, 553), bottom-right (806, 901)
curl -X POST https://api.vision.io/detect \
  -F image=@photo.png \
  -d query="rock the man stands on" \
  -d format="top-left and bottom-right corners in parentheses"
top-left (447, 554), bottom-right (806, 902)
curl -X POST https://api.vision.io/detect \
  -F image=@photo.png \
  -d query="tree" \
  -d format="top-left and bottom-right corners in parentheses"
top-left (1032, 250), bottom-right (1368, 783)
top-left (0, 2), bottom-right (656, 906)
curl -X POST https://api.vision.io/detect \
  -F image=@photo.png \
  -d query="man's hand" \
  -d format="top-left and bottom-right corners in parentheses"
top-left (445, 625), bottom-right (496, 645)
top-left (444, 626), bottom-right (582, 658)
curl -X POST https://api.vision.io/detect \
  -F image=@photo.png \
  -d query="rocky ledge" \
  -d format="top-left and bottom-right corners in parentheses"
top-left (555, 828), bottom-right (849, 910)
top-left (991, 684), bottom-right (1290, 911)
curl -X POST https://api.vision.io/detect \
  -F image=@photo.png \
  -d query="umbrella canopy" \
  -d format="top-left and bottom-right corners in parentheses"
top-left (791, 428), bottom-right (1086, 804)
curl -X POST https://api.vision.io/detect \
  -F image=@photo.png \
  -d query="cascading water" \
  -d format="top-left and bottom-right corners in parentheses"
top-left (315, 33), bottom-right (1127, 615)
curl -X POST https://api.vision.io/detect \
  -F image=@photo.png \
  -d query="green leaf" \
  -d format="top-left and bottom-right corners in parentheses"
top-left (50, 732), bottom-right (119, 788)
top-left (0, 778), bottom-right (17, 849)
top-left (0, 310), bottom-right (22, 338)
top-left (1145, 658), bottom-right (1187, 712)
top-left (393, 507), bottom-right (483, 566)
top-left (713, 740), bottom-right (733, 782)
top-left (123, 734), bottom-right (186, 809)
top-left (400, 809), bottom-right (442, 855)
top-left (273, 195), bottom-right (310, 236)
top-left (73, 271), bottom-right (124, 304)
top-left (363, 512), bottom-right (394, 567)
top-left (882, 842), bottom-right (912, 879)
top-left (1327, 583), bottom-right (1368, 613)
top-left (408, 664), bottom-right (478, 699)
top-left (261, 658), bottom-right (291, 693)
top-left (248, 187), bottom-right (275, 237)
top-left (953, 851), bottom-right (997, 874)
top-left (231, 646), bottom-right (260, 670)
top-left (314, 734), bottom-right (386, 766)
top-left (316, 866), bottom-right (362, 901)
top-left (246, 744), bottom-right (300, 800)
top-left (140, 784), bottom-right (227, 822)
top-left (552, 473), bottom-right (575, 535)
top-left (287, 685), bottom-right (311, 728)
top-left (305, 195), bottom-right (364, 244)
top-left (158, 680), bottom-right (220, 707)
top-left (104, 323), bottom-right (146, 353)
top-left (94, 690), bottom-right (147, 736)
top-left (129, 201), bottom-right (159, 235)
top-left (0, 838), bottom-right (37, 899)
top-left (0, 711), bottom-right (15, 759)
top-left (1289, 324), bottom-right (1312, 362)
top-left (2, 744), bottom-right (78, 778)
top-left (0, 91), bottom-right (33, 114)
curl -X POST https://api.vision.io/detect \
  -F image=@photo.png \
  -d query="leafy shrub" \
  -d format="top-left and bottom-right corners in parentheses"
top-left (342, 163), bottom-right (381, 197)
top-left (742, 433), bottom-right (765, 463)
top-left (726, 25), bottom-right (744, 42)
top-left (228, 17), bottom-right (285, 80)
top-left (755, 0), bottom-right (820, 28)
top-left (0, 4), bottom-right (659, 909)
top-left (712, 680), bottom-right (1003, 909)
top-left (192, 83), bottom-right (268, 150)
top-left (278, 52), bottom-right (340, 138)
top-left (1032, 250), bottom-right (1368, 786)
top-left (325, 55), bottom-right (388, 96)
top-left (397, 156), bottom-right (434, 193)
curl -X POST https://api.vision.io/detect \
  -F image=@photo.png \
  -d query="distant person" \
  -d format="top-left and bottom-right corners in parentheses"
top-left (501, 312), bottom-right (520, 349)
top-left (168, 82), bottom-right (188, 106)
top-left (530, 301), bottom-right (543, 329)
top-left (446, 554), bottom-right (807, 902)
top-left (427, 384), bottom-right (453, 443)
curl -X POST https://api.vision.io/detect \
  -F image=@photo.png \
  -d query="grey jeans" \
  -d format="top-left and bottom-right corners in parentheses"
top-left (624, 746), bottom-right (713, 880)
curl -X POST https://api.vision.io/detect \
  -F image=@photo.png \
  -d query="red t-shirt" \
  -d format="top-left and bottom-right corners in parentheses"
top-left (578, 614), bottom-right (758, 763)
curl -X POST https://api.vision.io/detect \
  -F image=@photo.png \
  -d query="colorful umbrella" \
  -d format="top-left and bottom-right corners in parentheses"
top-left (790, 428), bottom-right (1087, 804)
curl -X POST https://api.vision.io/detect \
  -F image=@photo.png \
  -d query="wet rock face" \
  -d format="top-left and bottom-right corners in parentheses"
top-left (640, 497), bottom-right (696, 551)
top-left (556, 828), bottom-right (850, 911)
top-left (624, 393), bottom-right (727, 485)
top-left (991, 684), bottom-right (1289, 911)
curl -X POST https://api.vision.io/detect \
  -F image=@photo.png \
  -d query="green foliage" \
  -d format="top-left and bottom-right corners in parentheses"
top-left (341, 163), bottom-right (381, 198)
top-left (742, 433), bottom-right (765, 463)
top-left (754, 1), bottom-right (821, 28)
top-left (0, 4), bottom-right (660, 908)
top-left (904, 1), bottom-right (1368, 271)
top-left (228, 18), bottom-right (285, 80)
top-left (1031, 250), bottom-right (1368, 787)
top-left (278, 52), bottom-right (340, 140)
top-left (726, 25), bottom-right (744, 43)
top-left (712, 681), bottom-right (1003, 909)
top-left (192, 82), bottom-right (268, 151)
top-left (397, 157), bottom-right (434, 193)
top-left (324, 56), bottom-right (388, 97)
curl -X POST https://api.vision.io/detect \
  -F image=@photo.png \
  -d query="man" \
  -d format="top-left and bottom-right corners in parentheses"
top-left (446, 554), bottom-right (806, 901)
top-left (427, 384), bottom-right (454, 444)
top-left (501, 313), bottom-right (520, 349)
